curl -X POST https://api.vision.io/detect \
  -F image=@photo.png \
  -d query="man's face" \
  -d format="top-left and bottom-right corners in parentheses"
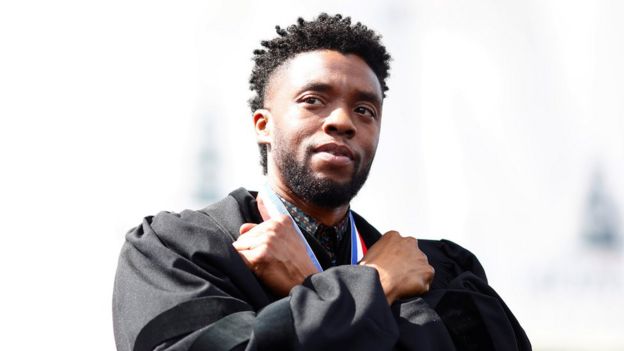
top-left (259, 50), bottom-right (383, 208)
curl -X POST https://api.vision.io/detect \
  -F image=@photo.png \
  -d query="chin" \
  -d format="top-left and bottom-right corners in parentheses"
top-left (313, 173), bottom-right (352, 185)
top-left (276, 148), bottom-right (370, 208)
top-left (311, 165), bottom-right (356, 183)
top-left (289, 172), bottom-right (365, 208)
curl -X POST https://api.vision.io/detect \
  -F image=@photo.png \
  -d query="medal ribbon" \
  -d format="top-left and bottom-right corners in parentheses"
top-left (258, 183), bottom-right (366, 272)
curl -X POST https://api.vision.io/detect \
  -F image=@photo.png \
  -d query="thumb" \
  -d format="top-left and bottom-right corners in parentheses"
top-left (256, 195), bottom-right (271, 221)
top-left (239, 223), bottom-right (257, 235)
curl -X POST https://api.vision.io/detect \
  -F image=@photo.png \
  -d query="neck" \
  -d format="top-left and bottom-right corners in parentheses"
top-left (268, 175), bottom-right (349, 226)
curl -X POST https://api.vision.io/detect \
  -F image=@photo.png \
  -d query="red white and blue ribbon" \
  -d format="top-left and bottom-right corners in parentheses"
top-left (259, 183), bottom-right (367, 272)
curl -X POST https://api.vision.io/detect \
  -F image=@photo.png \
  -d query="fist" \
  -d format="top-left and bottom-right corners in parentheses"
top-left (233, 215), bottom-right (319, 296)
top-left (360, 231), bottom-right (435, 304)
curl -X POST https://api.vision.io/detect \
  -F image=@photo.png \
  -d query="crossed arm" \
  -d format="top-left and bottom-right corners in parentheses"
top-left (114, 204), bottom-right (437, 351)
top-left (233, 204), bottom-right (435, 305)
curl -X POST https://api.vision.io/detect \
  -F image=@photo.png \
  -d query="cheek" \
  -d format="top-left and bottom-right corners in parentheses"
top-left (368, 141), bottom-right (379, 156)
top-left (273, 124), bottom-right (309, 158)
top-left (361, 126), bottom-right (381, 154)
top-left (283, 121), bottom-right (319, 152)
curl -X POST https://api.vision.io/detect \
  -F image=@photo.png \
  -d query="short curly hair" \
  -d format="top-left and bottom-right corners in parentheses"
top-left (249, 13), bottom-right (392, 174)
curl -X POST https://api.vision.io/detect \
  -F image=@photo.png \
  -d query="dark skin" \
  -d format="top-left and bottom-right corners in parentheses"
top-left (233, 50), bottom-right (434, 304)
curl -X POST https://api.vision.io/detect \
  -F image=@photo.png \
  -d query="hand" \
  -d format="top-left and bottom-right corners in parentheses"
top-left (233, 214), bottom-right (319, 297)
top-left (359, 231), bottom-right (434, 305)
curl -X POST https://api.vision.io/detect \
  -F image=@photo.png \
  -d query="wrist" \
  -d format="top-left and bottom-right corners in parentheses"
top-left (360, 262), bottom-right (397, 305)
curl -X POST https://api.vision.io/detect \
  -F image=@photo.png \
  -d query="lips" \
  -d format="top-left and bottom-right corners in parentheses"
top-left (314, 142), bottom-right (355, 160)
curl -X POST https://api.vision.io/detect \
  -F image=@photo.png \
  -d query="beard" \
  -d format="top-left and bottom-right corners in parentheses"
top-left (273, 141), bottom-right (373, 208)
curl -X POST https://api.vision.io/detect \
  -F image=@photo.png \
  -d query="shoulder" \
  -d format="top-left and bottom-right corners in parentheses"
top-left (122, 188), bottom-right (253, 258)
top-left (418, 239), bottom-right (488, 287)
top-left (350, 210), bottom-right (383, 248)
top-left (114, 188), bottom-right (267, 351)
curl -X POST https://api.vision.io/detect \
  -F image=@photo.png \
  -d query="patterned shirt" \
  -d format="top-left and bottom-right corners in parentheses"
top-left (277, 196), bottom-right (350, 266)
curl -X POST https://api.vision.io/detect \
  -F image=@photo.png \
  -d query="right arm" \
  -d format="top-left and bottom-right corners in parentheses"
top-left (113, 211), bottom-right (406, 351)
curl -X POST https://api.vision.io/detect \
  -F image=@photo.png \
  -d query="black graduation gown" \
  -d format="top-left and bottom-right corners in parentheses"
top-left (113, 188), bottom-right (531, 351)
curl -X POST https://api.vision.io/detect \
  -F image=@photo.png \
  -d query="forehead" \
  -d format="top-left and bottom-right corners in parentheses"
top-left (266, 50), bottom-right (383, 102)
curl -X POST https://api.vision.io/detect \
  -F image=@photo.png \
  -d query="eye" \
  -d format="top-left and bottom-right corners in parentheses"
top-left (302, 96), bottom-right (323, 105)
top-left (354, 105), bottom-right (377, 118)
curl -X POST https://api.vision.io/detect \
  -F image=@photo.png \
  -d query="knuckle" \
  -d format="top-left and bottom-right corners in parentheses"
top-left (256, 245), bottom-right (270, 260)
top-left (405, 236), bottom-right (420, 249)
top-left (265, 229), bottom-right (277, 240)
top-left (265, 239), bottom-right (276, 250)
top-left (426, 265), bottom-right (435, 279)
top-left (405, 236), bottom-right (417, 244)
top-left (276, 215), bottom-right (291, 225)
top-left (385, 230), bottom-right (399, 238)
top-left (267, 220), bottom-right (280, 231)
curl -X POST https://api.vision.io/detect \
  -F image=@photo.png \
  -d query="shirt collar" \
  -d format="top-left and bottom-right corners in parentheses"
top-left (276, 195), bottom-right (350, 242)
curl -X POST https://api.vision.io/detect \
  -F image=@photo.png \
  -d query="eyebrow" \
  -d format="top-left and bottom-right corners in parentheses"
top-left (295, 82), bottom-right (334, 95)
top-left (296, 82), bottom-right (382, 106)
top-left (354, 90), bottom-right (382, 107)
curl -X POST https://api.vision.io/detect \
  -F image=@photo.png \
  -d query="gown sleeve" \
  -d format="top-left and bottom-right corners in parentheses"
top-left (418, 240), bottom-right (532, 351)
top-left (113, 208), bottom-right (399, 351)
top-left (113, 193), bottom-right (530, 351)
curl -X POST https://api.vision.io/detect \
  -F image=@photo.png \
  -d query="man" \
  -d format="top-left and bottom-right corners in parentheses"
top-left (113, 14), bottom-right (531, 351)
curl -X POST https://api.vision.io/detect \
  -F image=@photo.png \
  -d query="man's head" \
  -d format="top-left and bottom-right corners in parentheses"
top-left (250, 14), bottom-right (391, 208)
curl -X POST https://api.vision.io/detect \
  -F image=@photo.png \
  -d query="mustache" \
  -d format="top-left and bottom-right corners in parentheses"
top-left (304, 142), bottom-right (360, 163)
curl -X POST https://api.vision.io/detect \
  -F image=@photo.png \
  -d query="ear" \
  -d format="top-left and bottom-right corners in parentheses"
top-left (253, 109), bottom-right (272, 145)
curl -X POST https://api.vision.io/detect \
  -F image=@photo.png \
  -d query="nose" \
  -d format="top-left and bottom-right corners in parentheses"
top-left (323, 107), bottom-right (356, 139)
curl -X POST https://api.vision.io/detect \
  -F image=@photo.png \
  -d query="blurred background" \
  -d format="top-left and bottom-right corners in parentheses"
top-left (1, 0), bottom-right (622, 349)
